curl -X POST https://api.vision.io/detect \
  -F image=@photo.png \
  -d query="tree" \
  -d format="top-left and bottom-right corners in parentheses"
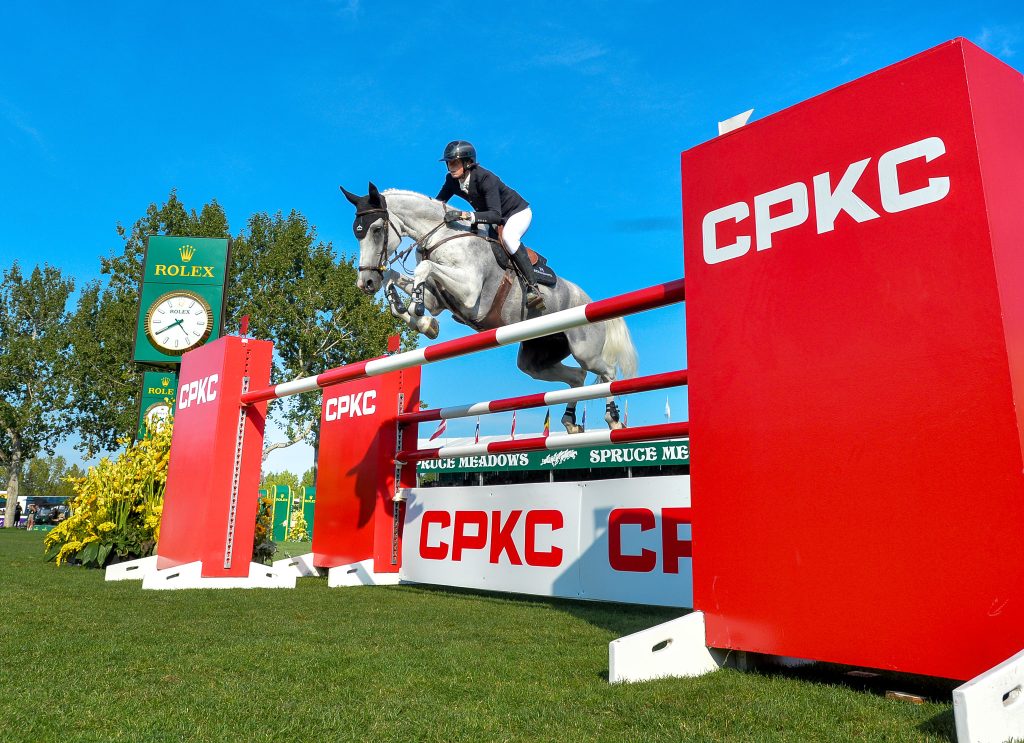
top-left (66, 192), bottom-right (230, 456)
top-left (260, 470), bottom-right (300, 491)
top-left (0, 263), bottom-right (75, 526)
top-left (19, 455), bottom-right (85, 498)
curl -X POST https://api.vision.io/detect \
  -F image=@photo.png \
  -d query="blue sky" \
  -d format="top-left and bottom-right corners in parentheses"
top-left (2, 1), bottom-right (1020, 473)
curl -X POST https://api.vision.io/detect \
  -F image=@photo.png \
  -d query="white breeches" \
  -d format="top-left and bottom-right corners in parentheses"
top-left (501, 208), bottom-right (532, 254)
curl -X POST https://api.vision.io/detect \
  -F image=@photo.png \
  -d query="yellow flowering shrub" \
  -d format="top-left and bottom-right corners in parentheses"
top-left (253, 494), bottom-right (276, 564)
top-left (286, 509), bottom-right (310, 542)
top-left (45, 419), bottom-right (172, 568)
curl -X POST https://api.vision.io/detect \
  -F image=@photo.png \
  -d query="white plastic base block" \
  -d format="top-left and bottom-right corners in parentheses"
top-left (105, 555), bottom-right (160, 582)
top-left (954, 647), bottom-right (1024, 743)
top-left (609, 611), bottom-right (729, 683)
top-left (272, 552), bottom-right (323, 578)
top-left (140, 560), bottom-right (297, 590)
top-left (327, 559), bottom-right (401, 587)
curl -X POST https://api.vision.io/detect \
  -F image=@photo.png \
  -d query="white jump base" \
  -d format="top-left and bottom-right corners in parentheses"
top-left (954, 648), bottom-right (1024, 743)
top-left (272, 552), bottom-right (323, 578)
top-left (328, 558), bottom-right (403, 588)
top-left (609, 612), bottom-right (730, 683)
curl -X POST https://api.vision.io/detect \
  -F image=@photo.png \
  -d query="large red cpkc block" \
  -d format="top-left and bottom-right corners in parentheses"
top-left (683, 39), bottom-right (1024, 680)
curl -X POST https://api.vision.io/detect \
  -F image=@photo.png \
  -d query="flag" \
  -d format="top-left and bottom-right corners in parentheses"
top-left (665, 397), bottom-right (671, 421)
top-left (474, 417), bottom-right (480, 444)
top-left (624, 399), bottom-right (629, 428)
top-left (543, 409), bottom-right (550, 436)
top-left (429, 418), bottom-right (448, 441)
top-left (581, 404), bottom-right (587, 430)
top-left (510, 410), bottom-right (517, 439)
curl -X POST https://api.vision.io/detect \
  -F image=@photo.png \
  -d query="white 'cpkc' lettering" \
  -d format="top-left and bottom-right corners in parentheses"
top-left (178, 374), bottom-right (219, 409)
top-left (325, 391), bottom-right (377, 421)
top-left (702, 136), bottom-right (951, 265)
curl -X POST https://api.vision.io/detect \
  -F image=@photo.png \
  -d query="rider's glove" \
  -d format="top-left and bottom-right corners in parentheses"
top-left (444, 210), bottom-right (464, 224)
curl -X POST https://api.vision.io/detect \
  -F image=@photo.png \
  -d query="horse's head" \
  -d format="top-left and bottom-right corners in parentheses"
top-left (340, 181), bottom-right (400, 295)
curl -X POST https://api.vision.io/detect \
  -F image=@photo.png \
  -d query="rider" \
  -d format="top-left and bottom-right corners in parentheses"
top-left (435, 140), bottom-right (546, 311)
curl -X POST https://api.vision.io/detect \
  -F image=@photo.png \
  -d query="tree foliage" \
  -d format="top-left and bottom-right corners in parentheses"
top-left (17, 455), bottom-right (84, 498)
top-left (0, 263), bottom-right (74, 526)
top-left (260, 470), bottom-right (300, 491)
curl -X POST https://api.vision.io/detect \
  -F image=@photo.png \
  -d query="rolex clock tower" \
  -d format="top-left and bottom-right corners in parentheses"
top-left (132, 235), bottom-right (230, 439)
top-left (133, 236), bottom-right (230, 365)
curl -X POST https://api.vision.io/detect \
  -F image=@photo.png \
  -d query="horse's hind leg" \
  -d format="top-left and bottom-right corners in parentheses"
top-left (563, 324), bottom-right (626, 430)
top-left (516, 338), bottom-right (587, 434)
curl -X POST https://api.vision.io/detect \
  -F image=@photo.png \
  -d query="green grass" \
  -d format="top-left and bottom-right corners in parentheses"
top-left (0, 530), bottom-right (956, 742)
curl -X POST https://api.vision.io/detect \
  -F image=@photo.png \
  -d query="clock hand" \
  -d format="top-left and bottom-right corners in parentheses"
top-left (154, 318), bottom-right (184, 335)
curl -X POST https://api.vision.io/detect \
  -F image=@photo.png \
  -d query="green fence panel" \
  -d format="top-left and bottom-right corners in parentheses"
top-left (302, 486), bottom-right (316, 540)
top-left (271, 485), bottom-right (291, 542)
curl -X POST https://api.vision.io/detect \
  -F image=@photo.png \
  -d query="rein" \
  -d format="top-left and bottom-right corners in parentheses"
top-left (357, 203), bottom-right (502, 274)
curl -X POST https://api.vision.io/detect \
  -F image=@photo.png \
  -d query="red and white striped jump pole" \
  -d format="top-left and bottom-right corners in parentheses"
top-left (396, 421), bottom-right (691, 464)
top-left (398, 369), bottom-right (688, 424)
top-left (240, 278), bottom-right (685, 406)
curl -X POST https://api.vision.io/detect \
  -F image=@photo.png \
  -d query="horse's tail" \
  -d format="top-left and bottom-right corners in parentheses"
top-left (602, 317), bottom-right (638, 380)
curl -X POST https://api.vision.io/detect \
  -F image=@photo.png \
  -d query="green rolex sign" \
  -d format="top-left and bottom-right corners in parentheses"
top-left (136, 371), bottom-right (178, 439)
top-left (133, 236), bottom-right (230, 365)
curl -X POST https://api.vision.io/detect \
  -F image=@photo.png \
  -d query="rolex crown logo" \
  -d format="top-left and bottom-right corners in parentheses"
top-left (179, 244), bottom-right (196, 262)
top-left (161, 377), bottom-right (171, 387)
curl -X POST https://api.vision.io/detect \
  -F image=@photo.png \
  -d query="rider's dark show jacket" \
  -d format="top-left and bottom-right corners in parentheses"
top-left (436, 165), bottom-right (529, 225)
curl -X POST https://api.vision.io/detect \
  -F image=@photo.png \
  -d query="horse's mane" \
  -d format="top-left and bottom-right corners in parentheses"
top-left (382, 188), bottom-right (436, 202)
top-left (379, 189), bottom-right (447, 221)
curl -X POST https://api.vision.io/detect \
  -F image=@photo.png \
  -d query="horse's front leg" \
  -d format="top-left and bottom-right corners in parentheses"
top-left (414, 261), bottom-right (482, 316)
top-left (384, 274), bottom-right (439, 339)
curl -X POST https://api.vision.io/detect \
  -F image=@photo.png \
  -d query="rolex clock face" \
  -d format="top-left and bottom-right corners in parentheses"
top-left (145, 290), bottom-right (213, 355)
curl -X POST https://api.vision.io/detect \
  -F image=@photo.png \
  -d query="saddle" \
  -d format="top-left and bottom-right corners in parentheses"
top-left (488, 225), bottom-right (557, 287)
top-left (432, 224), bottom-right (558, 331)
top-left (487, 241), bottom-right (558, 287)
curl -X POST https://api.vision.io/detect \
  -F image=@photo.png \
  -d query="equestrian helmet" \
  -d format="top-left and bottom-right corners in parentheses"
top-left (440, 140), bottom-right (477, 165)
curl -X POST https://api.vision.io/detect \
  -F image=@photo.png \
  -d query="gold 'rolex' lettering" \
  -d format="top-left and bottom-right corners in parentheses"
top-left (153, 264), bottom-right (216, 278)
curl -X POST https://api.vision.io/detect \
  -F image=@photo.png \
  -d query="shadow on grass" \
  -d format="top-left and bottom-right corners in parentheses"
top-left (398, 581), bottom-right (684, 637)
top-left (745, 660), bottom-right (959, 741)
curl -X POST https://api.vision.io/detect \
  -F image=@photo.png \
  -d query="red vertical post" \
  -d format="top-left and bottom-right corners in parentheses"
top-left (313, 367), bottom-right (420, 572)
top-left (157, 336), bottom-right (272, 577)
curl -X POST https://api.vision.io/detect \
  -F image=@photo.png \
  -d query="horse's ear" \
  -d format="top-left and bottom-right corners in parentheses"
top-left (367, 181), bottom-right (385, 207)
top-left (339, 186), bottom-right (361, 206)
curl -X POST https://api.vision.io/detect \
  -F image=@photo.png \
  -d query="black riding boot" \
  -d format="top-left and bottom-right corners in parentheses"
top-left (511, 248), bottom-right (546, 311)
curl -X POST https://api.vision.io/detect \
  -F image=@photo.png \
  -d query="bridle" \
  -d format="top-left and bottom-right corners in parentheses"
top-left (355, 204), bottom-right (490, 275)
top-left (355, 207), bottom-right (404, 275)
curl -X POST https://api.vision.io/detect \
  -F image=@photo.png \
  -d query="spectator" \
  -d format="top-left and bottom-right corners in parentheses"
top-left (25, 504), bottom-right (37, 531)
top-left (13, 502), bottom-right (22, 528)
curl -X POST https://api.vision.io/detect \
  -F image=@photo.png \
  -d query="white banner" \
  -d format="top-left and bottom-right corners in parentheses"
top-left (400, 476), bottom-right (692, 607)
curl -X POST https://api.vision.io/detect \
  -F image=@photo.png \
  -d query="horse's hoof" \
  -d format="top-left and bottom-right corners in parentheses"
top-left (608, 421), bottom-right (626, 430)
top-left (562, 424), bottom-right (583, 434)
top-left (423, 318), bottom-right (439, 339)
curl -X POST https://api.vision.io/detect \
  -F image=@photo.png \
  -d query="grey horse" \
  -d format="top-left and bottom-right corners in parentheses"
top-left (340, 183), bottom-right (637, 432)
